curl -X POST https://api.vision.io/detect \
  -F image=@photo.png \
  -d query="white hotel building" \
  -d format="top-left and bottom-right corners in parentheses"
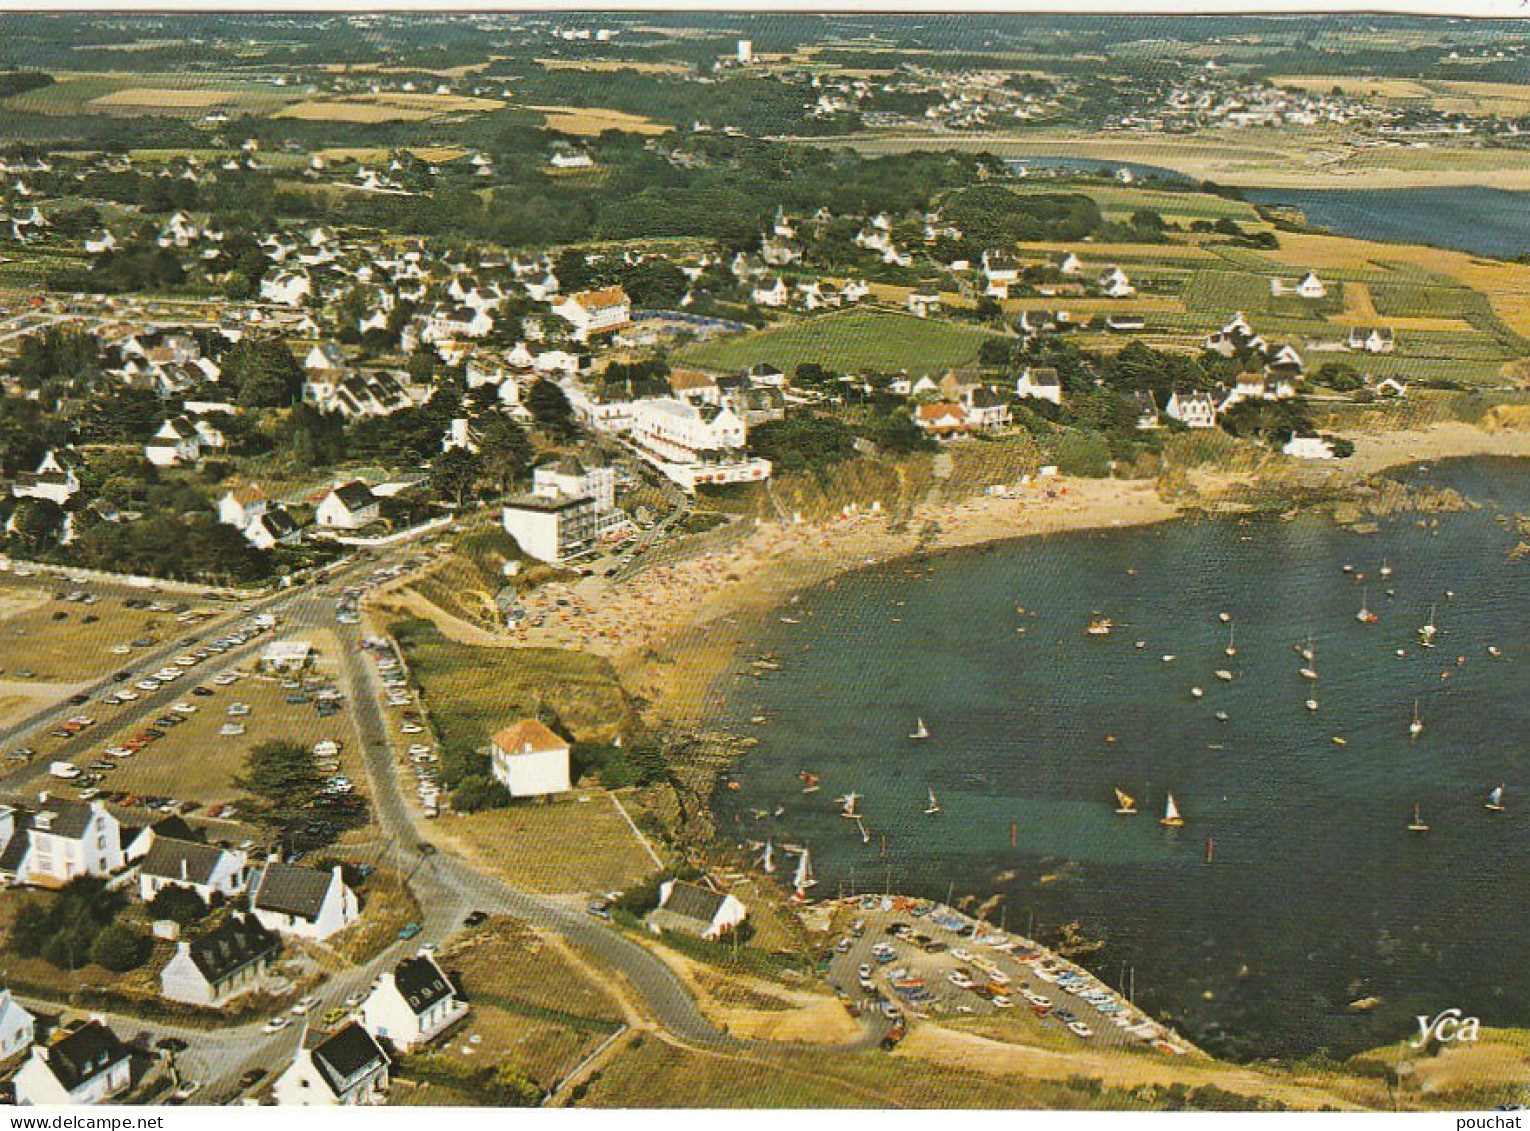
top-left (626, 397), bottom-right (771, 493)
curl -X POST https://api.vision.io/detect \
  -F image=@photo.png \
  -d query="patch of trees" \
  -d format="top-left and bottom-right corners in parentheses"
top-left (146, 883), bottom-right (212, 928)
top-left (939, 187), bottom-right (1102, 249)
top-left (749, 413), bottom-right (859, 473)
top-left (0, 71), bottom-right (53, 98)
top-left (221, 338), bottom-right (306, 409)
top-left (572, 738), bottom-right (668, 790)
top-left (68, 511), bottom-right (271, 584)
top-left (9, 878), bottom-right (148, 973)
top-left (597, 359), bottom-right (670, 402)
top-left (48, 246), bottom-right (187, 295)
top-left (9, 327), bottom-right (102, 391)
top-left (238, 740), bottom-right (327, 813)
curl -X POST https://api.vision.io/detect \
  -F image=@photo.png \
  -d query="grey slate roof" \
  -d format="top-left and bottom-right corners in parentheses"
top-left (308, 1023), bottom-right (387, 1096)
top-left (187, 914), bottom-right (279, 984)
top-left (658, 881), bottom-right (728, 926)
top-left (43, 1021), bottom-right (129, 1092)
top-left (251, 862), bottom-right (334, 920)
top-left (140, 837), bottom-right (229, 885)
top-left (391, 955), bottom-right (453, 1016)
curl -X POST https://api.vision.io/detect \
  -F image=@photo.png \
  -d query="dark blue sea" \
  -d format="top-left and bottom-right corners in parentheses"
top-left (715, 458), bottom-right (1530, 1060)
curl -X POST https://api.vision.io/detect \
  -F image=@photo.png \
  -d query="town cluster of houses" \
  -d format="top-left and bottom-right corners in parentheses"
top-left (0, 795), bottom-right (477, 1106)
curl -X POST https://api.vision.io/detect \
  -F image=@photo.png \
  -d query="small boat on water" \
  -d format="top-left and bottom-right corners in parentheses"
top-left (909, 717), bottom-right (931, 741)
top-left (1486, 785), bottom-right (1506, 812)
top-left (1114, 788), bottom-right (1138, 816)
top-left (1086, 618), bottom-right (1114, 637)
top-left (799, 771), bottom-right (821, 794)
top-left (1190, 686), bottom-right (1204, 699)
top-left (1409, 699), bottom-right (1423, 738)
top-left (1162, 654), bottom-right (1176, 664)
top-left (1160, 794), bottom-right (1185, 828)
top-left (1356, 586), bottom-right (1379, 624)
top-left (780, 616), bottom-right (800, 625)
top-left (1218, 612), bottom-right (1231, 624)
top-left (1225, 624), bottom-right (1237, 658)
top-left (1298, 636), bottom-right (1316, 663)
top-left (1488, 645), bottom-right (1503, 659)
top-left (1419, 606), bottom-right (1438, 649)
top-left (1408, 804), bottom-right (1429, 833)
top-left (924, 788), bottom-right (941, 816)
top-left (838, 792), bottom-right (862, 819)
top-left (1300, 666), bottom-right (1318, 681)
top-left (1215, 711), bottom-right (1229, 722)
top-left (1215, 669), bottom-right (1233, 682)
top-left (1380, 559), bottom-right (1393, 579)
top-left (855, 816), bottom-right (870, 844)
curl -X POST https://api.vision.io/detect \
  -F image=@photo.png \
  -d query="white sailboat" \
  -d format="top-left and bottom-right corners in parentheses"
top-left (1190, 686), bottom-right (1205, 699)
top-left (1379, 559), bottom-right (1393, 579)
top-left (1409, 699), bottom-right (1423, 738)
top-left (1215, 669), bottom-right (1234, 682)
top-left (1306, 676), bottom-right (1319, 712)
top-left (924, 789), bottom-right (941, 816)
top-left (760, 839), bottom-right (776, 874)
top-left (838, 792), bottom-right (862, 819)
top-left (1419, 605), bottom-right (1438, 649)
top-left (1486, 785), bottom-right (1506, 812)
top-left (799, 771), bottom-right (821, 794)
top-left (1225, 623), bottom-right (1237, 658)
top-left (1160, 793), bottom-right (1185, 828)
top-left (791, 846), bottom-right (818, 897)
top-left (909, 717), bottom-right (930, 741)
top-left (1408, 804), bottom-right (1429, 833)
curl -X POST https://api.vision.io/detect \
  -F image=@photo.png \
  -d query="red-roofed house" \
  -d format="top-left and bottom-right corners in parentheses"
top-left (489, 720), bottom-right (571, 798)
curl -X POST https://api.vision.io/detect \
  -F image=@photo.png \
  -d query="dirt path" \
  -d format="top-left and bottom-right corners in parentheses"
top-left (899, 1025), bottom-right (1377, 1111)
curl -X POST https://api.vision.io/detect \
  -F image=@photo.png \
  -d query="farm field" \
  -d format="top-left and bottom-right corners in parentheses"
top-left (276, 92), bottom-right (504, 123)
top-left (524, 104), bottom-right (671, 136)
top-left (680, 308), bottom-right (1001, 376)
top-left (4, 73), bottom-right (300, 116)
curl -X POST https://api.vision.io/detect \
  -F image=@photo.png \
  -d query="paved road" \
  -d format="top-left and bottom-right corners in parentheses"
top-left (6, 534), bottom-right (887, 1102)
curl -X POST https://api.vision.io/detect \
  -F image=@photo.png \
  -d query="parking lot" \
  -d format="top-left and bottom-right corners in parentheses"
top-left (821, 896), bottom-right (1189, 1056)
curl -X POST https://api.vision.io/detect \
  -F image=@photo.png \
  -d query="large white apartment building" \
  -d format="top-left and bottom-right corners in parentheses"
top-left (626, 397), bottom-right (771, 493)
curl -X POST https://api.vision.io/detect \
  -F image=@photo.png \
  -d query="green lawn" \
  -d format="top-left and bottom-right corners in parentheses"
top-left (679, 308), bottom-right (1001, 376)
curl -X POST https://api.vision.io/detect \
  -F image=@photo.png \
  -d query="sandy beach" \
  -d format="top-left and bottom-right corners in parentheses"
top-left (391, 420), bottom-right (1530, 727)
top-left (485, 477), bottom-right (1179, 723)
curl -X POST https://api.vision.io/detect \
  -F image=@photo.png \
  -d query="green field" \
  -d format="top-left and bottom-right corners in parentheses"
top-left (1011, 183), bottom-right (1262, 224)
top-left (679, 308), bottom-right (1001, 376)
top-left (5, 73), bottom-right (301, 117)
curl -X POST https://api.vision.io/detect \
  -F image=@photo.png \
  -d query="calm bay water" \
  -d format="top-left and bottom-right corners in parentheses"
top-left (714, 459), bottom-right (1530, 1060)
top-left (1244, 186), bottom-right (1530, 259)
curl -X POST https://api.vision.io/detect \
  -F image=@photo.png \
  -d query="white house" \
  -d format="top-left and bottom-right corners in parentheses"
top-left (1058, 252), bottom-right (1084, 277)
top-left (907, 291), bottom-right (941, 318)
top-left (272, 1023), bottom-right (389, 1106)
top-left (144, 417), bottom-right (204, 467)
top-left (0, 989), bottom-right (35, 1062)
top-left (649, 880), bottom-right (748, 941)
top-left (1296, 271), bottom-right (1327, 299)
top-left (963, 386), bottom-right (1011, 430)
top-left (1349, 327), bottom-right (1395, 354)
top-left (551, 287), bottom-right (632, 342)
top-left (83, 230), bottom-right (117, 255)
top-left (489, 719), bottom-right (571, 798)
top-left (316, 481), bottom-right (380, 530)
top-left (915, 402), bottom-right (970, 438)
top-left (218, 485), bottom-right (268, 530)
top-left (245, 508), bottom-right (301, 550)
top-left (1164, 390), bottom-right (1219, 429)
top-left (159, 913), bottom-right (280, 1007)
top-left (0, 797), bottom-right (123, 889)
top-left (359, 954), bottom-right (468, 1052)
top-left (11, 449), bottom-right (82, 505)
top-left (1015, 367), bottom-right (1063, 405)
top-left (13, 1021), bottom-right (131, 1106)
top-left (138, 836), bottom-right (249, 905)
top-left (1098, 266), bottom-right (1135, 298)
top-left (249, 862), bottom-right (360, 941)
top-left (751, 276), bottom-right (789, 308)
top-left (260, 270), bottom-right (311, 307)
